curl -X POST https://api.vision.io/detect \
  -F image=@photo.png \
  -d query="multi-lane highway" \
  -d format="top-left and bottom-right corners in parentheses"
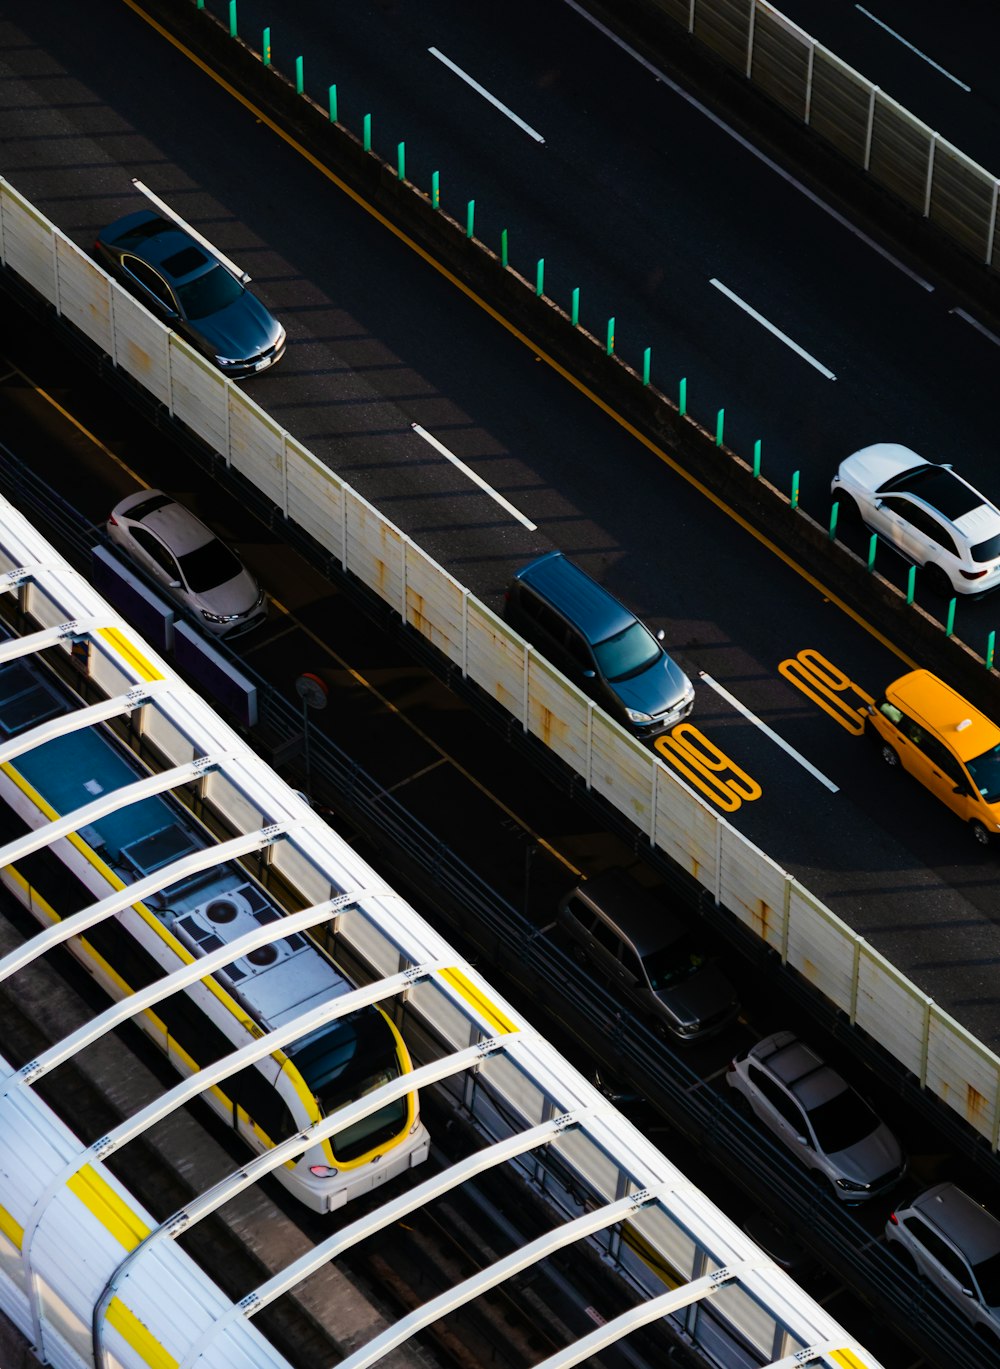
top-left (2, 0), bottom-right (1000, 1061)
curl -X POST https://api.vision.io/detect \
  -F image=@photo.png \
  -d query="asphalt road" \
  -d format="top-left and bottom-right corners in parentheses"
top-left (2, 5), bottom-right (1000, 1051)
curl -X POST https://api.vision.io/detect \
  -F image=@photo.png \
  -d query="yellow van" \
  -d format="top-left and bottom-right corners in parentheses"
top-left (867, 670), bottom-right (1000, 844)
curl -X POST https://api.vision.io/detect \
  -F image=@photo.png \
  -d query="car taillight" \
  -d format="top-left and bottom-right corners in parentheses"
top-left (960, 568), bottom-right (988, 580)
top-left (726, 1060), bottom-right (736, 1073)
top-left (107, 514), bottom-right (118, 526)
top-left (888, 1211), bottom-right (898, 1225)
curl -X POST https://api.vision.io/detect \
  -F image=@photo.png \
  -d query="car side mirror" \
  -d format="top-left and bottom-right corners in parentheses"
top-left (961, 1287), bottom-right (976, 1299)
top-left (168, 579), bottom-right (182, 589)
top-left (655, 629), bottom-right (665, 641)
top-left (795, 1135), bottom-right (810, 1148)
top-left (582, 669), bottom-right (596, 679)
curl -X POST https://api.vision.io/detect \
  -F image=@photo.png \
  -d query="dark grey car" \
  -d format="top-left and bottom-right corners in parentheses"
top-left (557, 871), bottom-right (739, 1040)
top-left (504, 551), bottom-right (694, 737)
top-left (94, 210), bottom-right (285, 379)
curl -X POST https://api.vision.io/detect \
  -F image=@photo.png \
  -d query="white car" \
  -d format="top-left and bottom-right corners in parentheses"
top-left (107, 490), bottom-right (266, 638)
top-left (726, 1031), bottom-right (905, 1202)
top-left (887, 1184), bottom-right (1000, 1348)
top-left (831, 443), bottom-right (1000, 595)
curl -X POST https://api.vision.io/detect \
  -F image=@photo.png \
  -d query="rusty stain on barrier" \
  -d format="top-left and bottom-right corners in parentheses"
top-left (966, 1082), bottom-right (989, 1125)
top-left (750, 898), bottom-right (772, 943)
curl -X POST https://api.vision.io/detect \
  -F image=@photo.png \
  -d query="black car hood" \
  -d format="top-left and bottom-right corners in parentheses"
top-left (656, 960), bottom-right (735, 1030)
top-left (609, 651), bottom-right (690, 719)
top-left (190, 290), bottom-right (282, 363)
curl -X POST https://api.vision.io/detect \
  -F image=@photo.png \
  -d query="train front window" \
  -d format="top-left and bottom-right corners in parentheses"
top-left (289, 1008), bottom-right (408, 1162)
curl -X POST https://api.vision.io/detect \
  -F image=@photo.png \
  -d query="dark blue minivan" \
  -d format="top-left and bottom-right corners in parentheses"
top-left (504, 551), bottom-right (694, 737)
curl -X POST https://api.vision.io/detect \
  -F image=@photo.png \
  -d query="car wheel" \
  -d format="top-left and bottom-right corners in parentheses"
top-left (922, 563), bottom-right (953, 597)
top-left (971, 820), bottom-right (991, 847)
top-left (880, 743), bottom-right (900, 768)
top-left (833, 492), bottom-right (861, 528)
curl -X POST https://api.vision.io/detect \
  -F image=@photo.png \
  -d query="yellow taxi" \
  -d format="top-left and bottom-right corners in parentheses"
top-left (867, 669), bottom-right (1000, 844)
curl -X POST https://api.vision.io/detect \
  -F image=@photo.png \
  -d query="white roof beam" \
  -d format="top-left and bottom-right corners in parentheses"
top-left (3, 892), bottom-right (365, 1093)
top-left (0, 824), bottom-right (289, 982)
top-left (179, 1110), bottom-right (590, 1369)
top-left (0, 754), bottom-right (221, 871)
top-left (0, 619), bottom-right (103, 663)
top-left (336, 1188), bottom-right (667, 1369)
top-left (0, 683), bottom-right (163, 765)
top-left (530, 1265), bottom-right (753, 1369)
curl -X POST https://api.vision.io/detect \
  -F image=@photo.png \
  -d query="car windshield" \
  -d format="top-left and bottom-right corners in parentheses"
top-left (973, 1250), bottom-right (1000, 1306)
top-left (174, 263), bottom-right (244, 320)
top-left (592, 621), bottom-right (660, 682)
top-left (966, 745), bottom-right (1000, 802)
top-left (973, 533), bottom-right (1000, 564)
top-left (177, 537), bottom-right (244, 592)
top-left (642, 936), bottom-right (705, 990)
top-left (288, 1008), bottom-right (407, 1161)
top-left (805, 1087), bottom-right (878, 1153)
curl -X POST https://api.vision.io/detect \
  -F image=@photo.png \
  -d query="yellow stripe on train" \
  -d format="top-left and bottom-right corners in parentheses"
top-left (67, 1165), bottom-right (150, 1251)
top-left (107, 1296), bottom-right (179, 1369)
top-left (97, 626), bottom-right (163, 682)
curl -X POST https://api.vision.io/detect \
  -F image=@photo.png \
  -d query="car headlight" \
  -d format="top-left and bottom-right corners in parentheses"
top-left (201, 608), bottom-right (238, 623)
top-left (309, 1164), bottom-right (340, 1178)
top-left (626, 708), bottom-right (654, 723)
top-left (834, 1177), bottom-right (869, 1192)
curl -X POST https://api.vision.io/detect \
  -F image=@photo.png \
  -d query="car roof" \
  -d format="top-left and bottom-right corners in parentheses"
top-left (909, 1184), bottom-right (1000, 1263)
top-left (886, 670), bottom-right (1000, 763)
top-left (755, 1035), bottom-right (846, 1110)
top-left (512, 552), bottom-right (636, 644)
top-left (101, 210), bottom-right (216, 285)
top-left (114, 490), bottom-right (215, 556)
top-left (563, 871), bottom-right (684, 953)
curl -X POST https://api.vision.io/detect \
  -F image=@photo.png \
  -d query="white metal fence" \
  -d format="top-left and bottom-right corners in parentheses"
top-left (650, 0), bottom-right (1000, 269)
top-left (3, 174), bottom-right (998, 1154)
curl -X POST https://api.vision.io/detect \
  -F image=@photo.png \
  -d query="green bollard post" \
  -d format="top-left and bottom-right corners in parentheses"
top-left (752, 439), bottom-right (761, 479)
top-left (466, 200), bottom-right (475, 238)
top-left (571, 288), bottom-right (579, 327)
top-left (363, 114), bottom-right (371, 152)
top-left (988, 630), bottom-right (996, 671)
top-left (197, 0), bottom-right (204, 9)
top-left (397, 142), bottom-right (405, 180)
top-left (295, 56), bottom-right (304, 95)
top-left (329, 85), bottom-right (338, 123)
top-left (262, 27), bottom-right (270, 67)
top-left (791, 470), bottom-right (800, 510)
top-left (642, 348), bottom-right (650, 387)
top-left (229, 1), bottom-right (237, 37)
top-left (536, 259), bottom-right (544, 297)
top-left (906, 566), bottom-right (916, 605)
top-left (431, 171), bottom-right (440, 209)
top-left (829, 501), bottom-right (839, 540)
top-left (606, 318), bottom-right (615, 355)
top-left (946, 598), bottom-right (956, 637)
top-left (867, 534), bottom-right (877, 571)
top-left (679, 378), bottom-right (687, 416)
top-left (715, 409), bottom-right (724, 447)
top-left (501, 229), bottom-right (508, 268)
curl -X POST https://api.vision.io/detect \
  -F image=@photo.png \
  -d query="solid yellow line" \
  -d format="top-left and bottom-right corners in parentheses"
top-left (2, 364), bottom-right (147, 485)
top-left (120, 0), bottom-right (918, 674)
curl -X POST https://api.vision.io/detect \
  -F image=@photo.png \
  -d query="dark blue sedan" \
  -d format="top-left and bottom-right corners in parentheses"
top-left (94, 209), bottom-right (286, 379)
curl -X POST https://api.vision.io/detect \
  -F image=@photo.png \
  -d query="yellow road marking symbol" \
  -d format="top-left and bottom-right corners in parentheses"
top-left (655, 724), bottom-right (762, 812)
top-left (778, 649), bottom-right (872, 734)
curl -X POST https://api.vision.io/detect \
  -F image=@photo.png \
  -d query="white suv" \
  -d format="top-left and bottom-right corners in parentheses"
top-left (886, 1184), bottom-right (1000, 1347)
top-left (726, 1031), bottom-right (905, 1202)
top-left (831, 443), bottom-right (1000, 596)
